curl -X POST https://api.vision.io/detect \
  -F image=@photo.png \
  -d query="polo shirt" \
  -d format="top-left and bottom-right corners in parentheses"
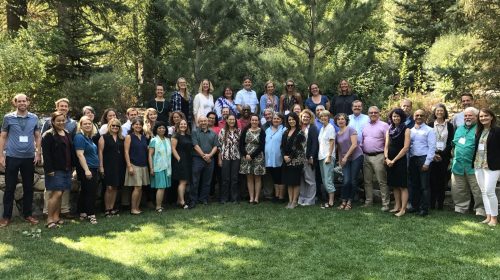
top-left (362, 120), bottom-right (389, 154)
top-left (1, 111), bottom-right (39, 158)
top-left (235, 89), bottom-right (259, 113)
top-left (348, 113), bottom-right (369, 143)
top-left (191, 128), bottom-right (219, 157)
top-left (451, 124), bottom-right (476, 175)
top-left (74, 133), bottom-right (99, 168)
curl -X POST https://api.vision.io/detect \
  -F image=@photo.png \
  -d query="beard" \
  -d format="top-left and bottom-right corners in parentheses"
top-left (465, 120), bottom-right (474, 126)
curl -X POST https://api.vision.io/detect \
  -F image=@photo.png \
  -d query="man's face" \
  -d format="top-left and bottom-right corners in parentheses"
top-left (207, 114), bottom-right (216, 127)
top-left (461, 96), bottom-right (473, 109)
top-left (222, 108), bottom-right (230, 120)
top-left (264, 110), bottom-right (272, 121)
top-left (464, 111), bottom-right (477, 126)
top-left (243, 79), bottom-right (252, 90)
top-left (198, 117), bottom-right (208, 129)
top-left (401, 101), bottom-right (412, 114)
top-left (368, 108), bottom-right (379, 122)
top-left (413, 110), bottom-right (426, 125)
top-left (57, 101), bottom-right (69, 115)
top-left (128, 110), bottom-right (138, 121)
top-left (316, 107), bottom-right (324, 118)
top-left (352, 102), bottom-right (362, 115)
top-left (15, 95), bottom-right (29, 112)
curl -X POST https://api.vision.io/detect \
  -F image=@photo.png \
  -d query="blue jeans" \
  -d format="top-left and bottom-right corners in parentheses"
top-left (409, 156), bottom-right (430, 212)
top-left (190, 157), bottom-right (214, 206)
top-left (319, 159), bottom-right (335, 193)
top-left (341, 155), bottom-right (364, 201)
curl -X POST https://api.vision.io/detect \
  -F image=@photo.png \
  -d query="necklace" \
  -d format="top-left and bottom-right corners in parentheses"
top-left (155, 98), bottom-right (165, 114)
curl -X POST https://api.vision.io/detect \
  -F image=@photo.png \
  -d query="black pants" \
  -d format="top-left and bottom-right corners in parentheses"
top-left (78, 168), bottom-right (99, 215)
top-left (3, 157), bottom-right (34, 218)
top-left (220, 159), bottom-right (240, 202)
top-left (429, 158), bottom-right (450, 209)
top-left (409, 156), bottom-right (430, 212)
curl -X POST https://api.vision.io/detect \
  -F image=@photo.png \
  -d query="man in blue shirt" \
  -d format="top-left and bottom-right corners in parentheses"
top-left (400, 98), bottom-right (415, 129)
top-left (408, 109), bottom-right (436, 216)
top-left (0, 94), bottom-right (42, 227)
top-left (348, 100), bottom-right (369, 143)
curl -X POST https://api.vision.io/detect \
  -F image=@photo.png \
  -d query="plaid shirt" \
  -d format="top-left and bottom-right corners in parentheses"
top-left (170, 91), bottom-right (193, 124)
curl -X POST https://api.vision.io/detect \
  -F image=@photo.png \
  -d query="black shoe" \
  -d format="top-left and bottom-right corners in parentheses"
top-left (188, 203), bottom-right (196, 209)
top-left (407, 207), bottom-right (418, 214)
top-left (418, 210), bottom-right (428, 217)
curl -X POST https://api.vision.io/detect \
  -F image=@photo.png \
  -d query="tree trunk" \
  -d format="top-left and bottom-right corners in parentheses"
top-left (307, 0), bottom-right (317, 83)
top-left (6, 0), bottom-right (27, 33)
top-left (193, 42), bottom-right (202, 82)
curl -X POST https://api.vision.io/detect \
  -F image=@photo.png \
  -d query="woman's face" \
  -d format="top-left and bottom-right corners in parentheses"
top-left (178, 120), bottom-right (188, 132)
top-left (157, 126), bottom-right (166, 137)
top-left (243, 79), bottom-right (252, 90)
top-left (479, 111), bottom-right (492, 126)
top-left (310, 84), bottom-right (320, 96)
top-left (53, 115), bottom-right (66, 131)
top-left (172, 113), bottom-right (182, 124)
top-left (227, 115), bottom-right (236, 127)
top-left (337, 116), bottom-right (347, 127)
top-left (286, 82), bottom-right (295, 93)
top-left (132, 121), bottom-right (142, 133)
top-left (288, 116), bottom-right (297, 128)
top-left (224, 88), bottom-right (233, 99)
top-left (340, 80), bottom-right (349, 92)
top-left (272, 115), bottom-right (282, 127)
top-left (156, 86), bottom-right (164, 98)
top-left (266, 83), bottom-right (274, 94)
top-left (81, 119), bottom-right (93, 133)
top-left (148, 111), bottom-right (158, 122)
top-left (106, 111), bottom-right (116, 123)
top-left (435, 107), bottom-right (445, 119)
top-left (250, 116), bottom-right (259, 128)
top-left (109, 122), bottom-right (120, 135)
top-left (293, 105), bottom-right (301, 114)
top-left (320, 114), bottom-right (329, 124)
top-left (301, 113), bottom-right (311, 125)
top-left (202, 80), bottom-right (210, 92)
top-left (178, 79), bottom-right (187, 90)
top-left (84, 109), bottom-right (95, 121)
top-left (392, 113), bottom-right (401, 125)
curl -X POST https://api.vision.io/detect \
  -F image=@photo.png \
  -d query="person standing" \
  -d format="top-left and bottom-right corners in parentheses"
top-left (98, 118), bottom-right (126, 217)
top-left (147, 83), bottom-right (171, 124)
top-left (361, 106), bottom-right (390, 211)
top-left (317, 111), bottom-right (336, 208)
top-left (148, 122), bottom-right (172, 213)
top-left (451, 107), bottom-right (485, 216)
top-left (214, 86), bottom-right (239, 119)
top-left (298, 109), bottom-right (318, 206)
top-left (171, 120), bottom-right (192, 209)
top-left (193, 79), bottom-right (215, 126)
top-left (259, 81), bottom-right (279, 116)
top-left (190, 116), bottom-right (219, 208)
top-left (98, 108), bottom-right (117, 135)
top-left (235, 76), bottom-right (259, 114)
top-left (451, 93), bottom-right (474, 128)
top-left (473, 108), bottom-right (500, 227)
top-left (384, 109), bottom-right (410, 217)
top-left (74, 116), bottom-right (100, 224)
top-left (408, 110), bottom-right (436, 217)
top-left (0, 94), bottom-right (41, 227)
top-left (330, 80), bottom-right (358, 116)
top-left (348, 100), bottom-right (369, 144)
top-left (121, 108), bottom-right (139, 137)
top-left (218, 115), bottom-right (241, 203)
top-left (170, 77), bottom-right (193, 127)
top-left (281, 112), bottom-right (306, 209)
top-left (400, 99), bottom-right (415, 129)
top-left (280, 79), bottom-right (303, 115)
top-left (304, 83), bottom-right (330, 113)
top-left (265, 113), bottom-right (286, 203)
top-left (428, 104), bottom-right (454, 210)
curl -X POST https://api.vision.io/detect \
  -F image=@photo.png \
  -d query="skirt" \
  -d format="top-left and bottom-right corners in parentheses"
top-left (151, 170), bottom-right (171, 189)
top-left (124, 165), bottom-right (150, 187)
top-left (45, 170), bottom-right (72, 191)
top-left (282, 164), bottom-right (303, 186)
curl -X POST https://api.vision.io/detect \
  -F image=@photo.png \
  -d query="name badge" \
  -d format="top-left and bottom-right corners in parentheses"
top-left (284, 110), bottom-right (290, 115)
top-left (478, 143), bottom-right (485, 151)
top-left (436, 141), bottom-right (445, 150)
top-left (19, 136), bottom-right (28, 143)
top-left (458, 137), bottom-right (466, 145)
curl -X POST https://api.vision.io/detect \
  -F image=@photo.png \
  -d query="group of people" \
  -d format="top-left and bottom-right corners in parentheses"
top-left (0, 78), bottom-right (498, 229)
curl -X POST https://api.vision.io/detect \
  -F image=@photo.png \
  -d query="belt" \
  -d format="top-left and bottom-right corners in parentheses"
top-left (365, 151), bottom-right (383, 156)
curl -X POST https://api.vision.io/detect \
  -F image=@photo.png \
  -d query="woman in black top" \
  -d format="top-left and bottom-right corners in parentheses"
top-left (330, 80), bottom-right (358, 116)
top-left (42, 112), bottom-right (76, 228)
top-left (171, 119), bottom-right (192, 208)
top-left (98, 118), bottom-right (126, 217)
top-left (147, 83), bottom-right (171, 123)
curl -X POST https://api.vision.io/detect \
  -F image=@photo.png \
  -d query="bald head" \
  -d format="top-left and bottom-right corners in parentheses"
top-left (197, 116), bottom-right (208, 129)
top-left (413, 109), bottom-right (426, 125)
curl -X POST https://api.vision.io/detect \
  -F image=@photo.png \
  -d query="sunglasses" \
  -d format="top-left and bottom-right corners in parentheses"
top-left (286, 84), bottom-right (294, 87)
top-left (414, 114), bottom-right (424, 117)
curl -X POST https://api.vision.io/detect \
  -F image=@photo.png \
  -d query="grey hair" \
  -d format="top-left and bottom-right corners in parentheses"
top-left (368, 106), bottom-right (380, 112)
top-left (264, 108), bottom-right (274, 115)
top-left (464, 107), bottom-right (479, 115)
top-left (316, 105), bottom-right (326, 111)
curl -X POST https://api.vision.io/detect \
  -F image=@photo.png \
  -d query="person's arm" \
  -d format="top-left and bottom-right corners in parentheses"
top-left (254, 93), bottom-right (259, 115)
top-left (34, 130), bottom-right (42, 164)
top-left (171, 137), bottom-right (181, 162)
top-left (384, 130), bottom-right (391, 165)
top-left (148, 140), bottom-right (155, 176)
top-left (235, 91), bottom-right (242, 112)
top-left (0, 131), bottom-right (7, 168)
top-left (259, 95), bottom-right (266, 115)
top-left (392, 129), bottom-right (411, 164)
top-left (279, 95), bottom-right (285, 113)
top-left (98, 136), bottom-right (105, 174)
top-left (192, 94), bottom-right (200, 124)
top-left (296, 93), bottom-right (303, 107)
top-left (41, 134), bottom-right (54, 175)
top-left (341, 131), bottom-right (359, 165)
top-left (214, 98), bottom-right (222, 119)
top-left (423, 128), bottom-right (436, 170)
top-left (326, 137), bottom-right (335, 164)
top-left (239, 130), bottom-right (247, 157)
top-left (324, 96), bottom-right (331, 111)
top-left (443, 123), bottom-right (454, 159)
top-left (124, 135), bottom-right (134, 175)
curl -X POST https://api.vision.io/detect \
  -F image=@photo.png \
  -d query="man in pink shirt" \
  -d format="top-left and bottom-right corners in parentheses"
top-left (361, 106), bottom-right (390, 211)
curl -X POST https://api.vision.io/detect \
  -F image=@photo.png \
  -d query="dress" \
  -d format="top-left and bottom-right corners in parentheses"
top-left (387, 128), bottom-right (408, 188)
top-left (102, 134), bottom-right (126, 187)
top-left (172, 134), bottom-right (193, 181)
top-left (239, 128), bottom-right (266, 175)
top-left (281, 129), bottom-right (306, 185)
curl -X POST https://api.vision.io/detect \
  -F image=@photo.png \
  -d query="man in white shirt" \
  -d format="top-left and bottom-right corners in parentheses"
top-left (348, 100), bottom-right (369, 144)
top-left (121, 108), bottom-right (138, 137)
top-left (451, 93), bottom-right (474, 128)
top-left (235, 76), bottom-right (259, 114)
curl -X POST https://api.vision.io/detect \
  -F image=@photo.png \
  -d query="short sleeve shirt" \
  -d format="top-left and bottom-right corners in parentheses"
top-left (74, 133), bottom-right (99, 168)
top-left (235, 89), bottom-right (259, 113)
top-left (1, 112), bottom-right (39, 158)
top-left (336, 126), bottom-right (363, 161)
top-left (318, 123), bottom-right (336, 160)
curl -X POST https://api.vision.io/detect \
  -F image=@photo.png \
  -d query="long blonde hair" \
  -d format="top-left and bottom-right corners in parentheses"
top-left (77, 116), bottom-right (97, 137)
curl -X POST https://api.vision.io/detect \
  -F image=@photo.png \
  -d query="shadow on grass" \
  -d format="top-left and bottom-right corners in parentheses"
top-left (0, 203), bottom-right (499, 279)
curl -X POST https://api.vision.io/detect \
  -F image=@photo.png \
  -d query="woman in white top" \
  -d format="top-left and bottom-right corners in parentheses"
top-left (317, 110), bottom-right (336, 208)
top-left (193, 79), bottom-right (215, 125)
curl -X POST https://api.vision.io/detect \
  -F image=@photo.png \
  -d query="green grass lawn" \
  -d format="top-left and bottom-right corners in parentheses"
top-left (0, 202), bottom-right (499, 280)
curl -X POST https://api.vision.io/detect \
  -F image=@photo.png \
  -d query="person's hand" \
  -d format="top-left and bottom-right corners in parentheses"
top-left (175, 156), bottom-right (181, 162)
top-left (325, 156), bottom-right (331, 164)
top-left (246, 155), bottom-right (252, 161)
top-left (85, 170), bottom-right (92, 179)
top-left (47, 172), bottom-right (55, 176)
top-left (0, 155), bottom-right (6, 169)
top-left (340, 157), bottom-right (347, 166)
top-left (434, 154), bottom-right (442, 162)
top-left (34, 153), bottom-right (41, 165)
top-left (218, 159), bottom-right (223, 167)
top-left (284, 156), bottom-right (291, 163)
top-left (421, 165), bottom-right (429, 172)
top-left (150, 169), bottom-right (155, 176)
top-left (99, 166), bottom-right (104, 174)
top-left (128, 166), bottom-right (135, 175)
top-left (387, 160), bottom-right (394, 167)
top-left (308, 158), bottom-right (313, 165)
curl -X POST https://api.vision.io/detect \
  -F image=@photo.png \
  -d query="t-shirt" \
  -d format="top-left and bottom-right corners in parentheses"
top-left (318, 123), bottom-right (336, 160)
top-left (336, 126), bottom-right (363, 161)
top-left (74, 133), bottom-right (99, 168)
top-left (1, 112), bottom-right (39, 158)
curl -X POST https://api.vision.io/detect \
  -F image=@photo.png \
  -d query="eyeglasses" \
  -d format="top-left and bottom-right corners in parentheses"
top-left (242, 109), bottom-right (250, 111)
top-left (286, 84), bottom-right (294, 87)
top-left (414, 114), bottom-right (424, 117)
top-left (368, 112), bottom-right (379, 115)
top-left (111, 125), bottom-right (120, 128)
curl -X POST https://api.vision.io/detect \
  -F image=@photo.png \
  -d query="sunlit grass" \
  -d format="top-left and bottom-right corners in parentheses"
top-left (0, 202), bottom-right (499, 279)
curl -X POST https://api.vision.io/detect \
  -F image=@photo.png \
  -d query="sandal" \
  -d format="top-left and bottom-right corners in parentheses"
top-left (46, 222), bottom-right (60, 229)
top-left (344, 201), bottom-right (352, 211)
top-left (88, 215), bottom-right (98, 225)
top-left (389, 208), bottom-right (400, 213)
top-left (156, 207), bottom-right (164, 213)
top-left (55, 219), bottom-right (64, 225)
top-left (110, 209), bottom-right (120, 216)
top-left (338, 201), bottom-right (347, 210)
top-left (104, 210), bottom-right (112, 218)
top-left (79, 213), bottom-right (88, 221)
top-left (321, 202), bottom-right (334, 209)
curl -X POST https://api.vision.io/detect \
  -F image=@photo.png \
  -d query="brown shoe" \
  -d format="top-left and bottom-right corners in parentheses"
top-left (0, 218), bottom-right (11, 228)
top-left (24, 216), bottom-right (39, 225)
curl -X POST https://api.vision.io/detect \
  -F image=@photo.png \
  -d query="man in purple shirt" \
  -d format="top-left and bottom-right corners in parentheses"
top-left (361, 106), bottom-right (390, 211)
top-left (408, 109), bottom-right (436, 216)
